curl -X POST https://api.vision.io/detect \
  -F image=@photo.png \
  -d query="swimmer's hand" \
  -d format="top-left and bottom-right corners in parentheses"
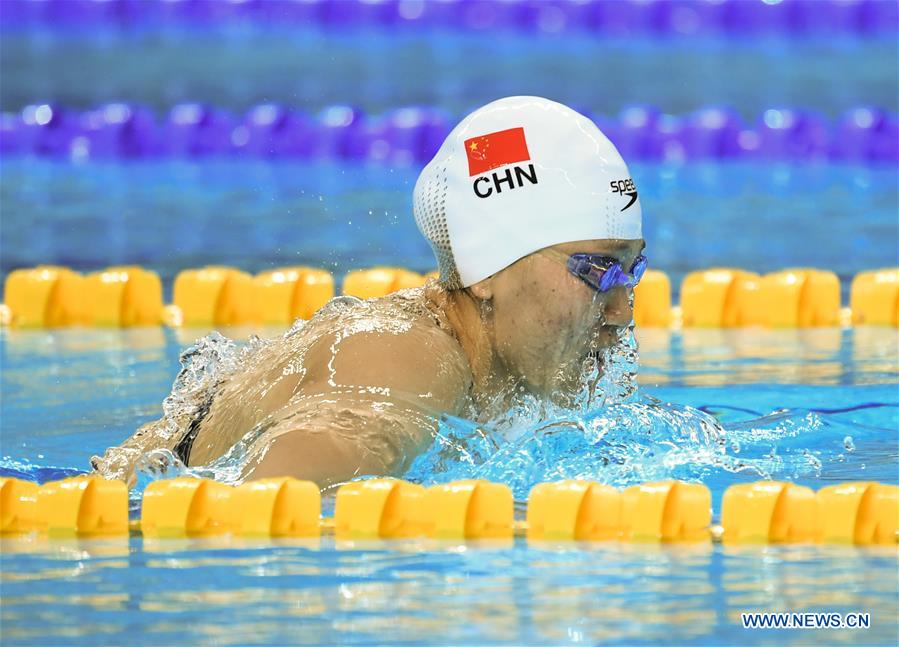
top-left (90, 418), bottom-right (180, 487)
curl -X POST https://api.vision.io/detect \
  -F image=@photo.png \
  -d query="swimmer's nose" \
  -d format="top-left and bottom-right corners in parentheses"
top-left (599, 286), bottom-right (633, 327)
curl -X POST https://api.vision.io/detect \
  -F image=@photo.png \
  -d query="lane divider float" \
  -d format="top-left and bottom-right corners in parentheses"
top-left (2, 265), bottom-right (898, 329)
top-left (680, 268), bottom-right (842, 327)
top-left (5, 102), bottom-right (898, 165)
top-left (1, 476), bottom-right (895, 546)
top-left (6, 0), bottom-right (897, 39)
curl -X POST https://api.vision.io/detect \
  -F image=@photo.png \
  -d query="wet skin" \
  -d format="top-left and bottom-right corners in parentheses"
top-left (466, 238), bottom-right (645, 402)
top-left (94, 238), bottom-right (644, 487)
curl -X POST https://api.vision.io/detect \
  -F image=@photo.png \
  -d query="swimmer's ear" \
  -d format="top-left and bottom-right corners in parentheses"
top-left (468, 277), bottom-right (493, 301)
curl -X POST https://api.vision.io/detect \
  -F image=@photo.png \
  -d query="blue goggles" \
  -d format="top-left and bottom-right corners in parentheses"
top-left (545, 250), bottom-right (648, 293)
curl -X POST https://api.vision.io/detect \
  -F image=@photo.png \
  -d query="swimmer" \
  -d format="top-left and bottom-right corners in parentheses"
top-left (92, 96), bottom-right (645, 487)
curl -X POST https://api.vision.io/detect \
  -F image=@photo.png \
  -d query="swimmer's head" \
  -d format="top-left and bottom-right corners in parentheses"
top-left (414, 97), bottom-right (645, 396)
top-left (464, 237), bottom-right (645, 397)
top-left (413, 95), bottom-right (642, 289)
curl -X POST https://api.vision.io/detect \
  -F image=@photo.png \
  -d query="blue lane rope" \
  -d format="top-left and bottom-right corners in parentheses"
top-left (1, 0), bottom-right (896, 38)
top-left (4, 104), bottom-right (897, 165)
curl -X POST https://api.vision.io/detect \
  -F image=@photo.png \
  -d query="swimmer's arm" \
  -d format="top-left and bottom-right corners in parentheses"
top-left (241, 327), bottom-right (470, 486)
top-left (90, 417), bottom-right (181, 485)
top-left (241, 398), bottom-right (439, 486)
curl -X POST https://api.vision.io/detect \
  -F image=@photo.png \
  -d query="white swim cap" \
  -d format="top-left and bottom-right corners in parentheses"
top-left (413, 96), bottom-right (642, 289)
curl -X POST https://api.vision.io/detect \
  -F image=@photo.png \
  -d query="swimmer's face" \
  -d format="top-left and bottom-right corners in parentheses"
top-left (470, 238), bottom-right (645, 395)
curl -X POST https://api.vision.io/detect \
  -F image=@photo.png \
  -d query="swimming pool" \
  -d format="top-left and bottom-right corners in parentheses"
top-left (2, 323), bottom-right (898, 644)
top-left (2, 160), bottom-right (896, 297)
top-left (2, 154), bottom-right (898, 647)
top-left (2, 5), bottom-right (899, 645)
top-left (2, 22), bottom-right (897, 117)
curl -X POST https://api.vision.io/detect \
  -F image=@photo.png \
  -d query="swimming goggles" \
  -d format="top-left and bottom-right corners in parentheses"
top-left (543, 249), bottom-right (648, 293)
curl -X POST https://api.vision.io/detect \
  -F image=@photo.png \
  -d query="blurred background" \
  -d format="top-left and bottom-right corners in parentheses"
top-left (1, 0), bottom-right (898, 300)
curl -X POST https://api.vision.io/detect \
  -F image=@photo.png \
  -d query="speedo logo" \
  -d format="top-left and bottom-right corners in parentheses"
top-left (465, 126), bottom-right (539, 199)
top-left (611, 178), bottom-right (638, 211)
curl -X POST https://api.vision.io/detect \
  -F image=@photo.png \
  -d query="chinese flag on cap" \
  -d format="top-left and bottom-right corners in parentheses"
top-left (464, 127), bottom-right (530, 177)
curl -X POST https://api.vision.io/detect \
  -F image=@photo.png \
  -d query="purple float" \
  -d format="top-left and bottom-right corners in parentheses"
top-left (733, 127), bottom-right (764, 160)
top-left (756, 108), bottom-right (830, 161)
top-left (0, 0), bottom-right (52, 28)
top-left (20, 104), bottom-right (82, 157)
top-left (114, 0), bottom-right (252, 26)
top-left (107, 0), bottom-right (160, 26)
top-left (833, 107), bottom-right (899, 163)
top-left (648, 0), bottom-right (726, 36)
top-left (515, 0), bottom-right (591, 35)
top-left (2, 103), bottom-right (897, 166)
top-left (403, 0), bottom-right (469, 30)
top-left (587, 0), bottom-right (656, 35)
top-left (858, 0), bottom-right (899, 33)
top-left (236, 104), bottom-right (321, 158)
top-left (373, 107), bottom-right (451, 165)
top-left (454, 0), bottom-right (528, 32)
top-left (319, 0), bottom-right (399, 28)
top-left (318, 105), bottom-right (367, 160)
top-left (79, 103), bottom-right (160, 159)
top-left (680, 107), bottom-right (745, 160)
top-left (876, 116), bottom-right (899, 163)
top-left (785, 0), bottom-right (843, 34)
top-left (652, 113), bottom-right (687, 162)
top-left (164, 103), bottom-right (237, 156)
top-left (615, 105), bottom-right (665, 161)
top-left (43, 0), bottom-right (120, 26)
top-left (1, 0), bottom-right (896, 35)
top-left (249, 0), bottom-right (324, 24)
top-left (149, 0), bottom-right (228, 24)
top-left (721, 0), bottom-right (789, 35)
top-left (0, 113), bottom-right (33, 154)
top-left (118, 0), bottom-right (248, 25)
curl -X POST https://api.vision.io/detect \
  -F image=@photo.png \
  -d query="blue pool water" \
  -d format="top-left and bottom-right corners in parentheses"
top-left (2, 29), bottom-right (897, 117)
top-left (0, 536), bottom-right (895, 645)
top-left (1, 154), bottom-right (898, 647)
top-left (1, 155), bottom-right (897, 647)
top-left (1, 325), bottom-right (898, 645)
top-left (2, 160), bottom-right (897, 300)
top-left (3, 325), bottom-right (899, 495)
top-left (2, 14), bottom-right (899, 647)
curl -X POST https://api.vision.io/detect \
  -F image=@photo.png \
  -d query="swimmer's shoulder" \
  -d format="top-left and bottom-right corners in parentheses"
top-left (299, 288), bottom-right (472, 413)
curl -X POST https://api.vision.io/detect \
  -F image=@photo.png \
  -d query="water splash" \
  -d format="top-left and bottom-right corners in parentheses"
top-left (0, 457), bottom-right (85, 484)
top-left (127, 443), bottom-right (259, 513)
top-left (61, 294), bottom-right (897, 501)
top-left (402, 326), bottom-right (893, 500)
top-left (159, 331), bottom-right (246, 441)
top-left (89, 331), bottom-right (258, 483)
top-left (402, 324), bottom-right (730, 501)
top-left (402, 395), bottom-right (899, 501)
